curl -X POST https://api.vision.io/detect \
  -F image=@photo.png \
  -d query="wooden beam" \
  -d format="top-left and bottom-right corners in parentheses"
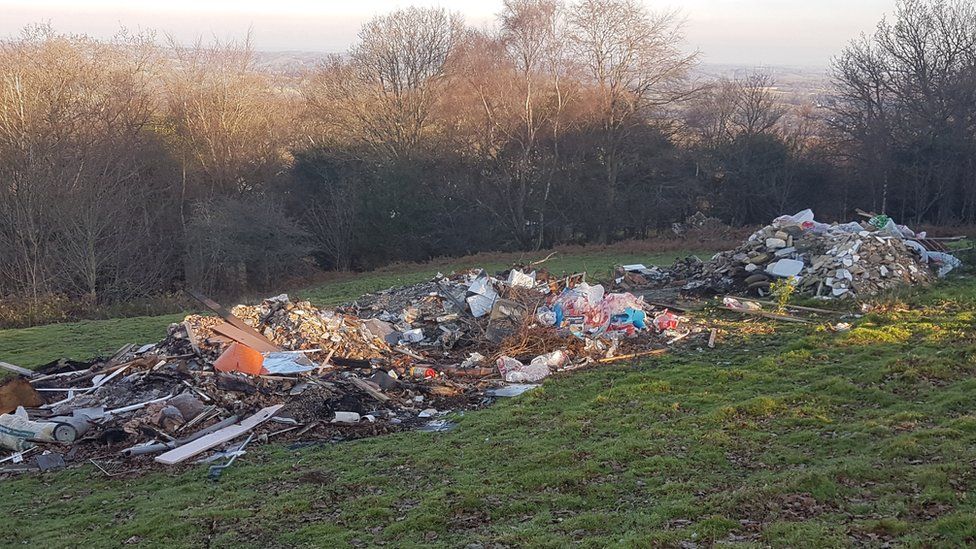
top-left (185, 289), bottom-right (278, 349)
top-left (597, 349), bottom-right (667, 364)
top-left (183, 321), bottom-right (202, 355)
top-left (348, 377), bottom-right (390, 402)
top-left (0, 361), bottom-right (37, 378)
top-left (718, 306), bottom-right (812, 324)
top-left (211, 322), bottom-right (280, 353)
top-left (155, 404), bottom-right (283, 465)
top-left (107, 343), bottom-right (134, 364)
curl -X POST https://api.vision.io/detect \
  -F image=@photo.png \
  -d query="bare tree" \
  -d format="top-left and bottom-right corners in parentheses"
top-left (301, 56), bottom-right (363, 149)
top-left (567, 0), bottom-right (698, 241)
top-left (0, 25), bottom-right (178, 303)
top-left (831, 0), bottom-right (976, 222)
top-left (830, 35), bottom-right (894, 214)
top-left (162, 33), bottom-right (302, 294)
top-left (162, 33), bottom-right (298, 203)
top-left (729, 73), bottom-right (786, 137)
top-left (683, 78), bottom-right (738, 145)
top-left (345, 7), bottom-right (464, 159)
top-left (501, 0), bottom-right (576, 250)
top-left (686, 72), bottom-right (786, 144)
top-left (454, 0), bottom-right (574, 249)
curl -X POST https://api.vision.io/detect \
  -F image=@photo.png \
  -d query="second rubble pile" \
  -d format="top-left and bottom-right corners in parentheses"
top-left (626, 210), bottom-right (961, 300)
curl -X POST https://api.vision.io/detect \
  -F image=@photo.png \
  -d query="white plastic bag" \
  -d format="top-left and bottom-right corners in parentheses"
top-left (507, 269), bottom-right (537, 289)
top-left (928, 252), bottom-right (962, 277)
top-left (495, 356), bottom-right (551, 383)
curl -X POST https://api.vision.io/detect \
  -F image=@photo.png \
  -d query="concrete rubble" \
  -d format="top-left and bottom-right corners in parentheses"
top-left (624, 210), bottom-right (962, 300)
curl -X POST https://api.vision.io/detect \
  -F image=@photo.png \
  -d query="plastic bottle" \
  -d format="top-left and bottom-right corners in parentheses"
top-left (408, 366), bottom-right (437, 379)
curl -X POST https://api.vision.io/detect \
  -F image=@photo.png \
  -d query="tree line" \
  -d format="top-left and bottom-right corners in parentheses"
top-left (0, 0), bottom-right (973, 310)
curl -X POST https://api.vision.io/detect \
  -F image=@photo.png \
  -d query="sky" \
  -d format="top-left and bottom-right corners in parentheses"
top-left (0, 0), bottom-right (898, 67)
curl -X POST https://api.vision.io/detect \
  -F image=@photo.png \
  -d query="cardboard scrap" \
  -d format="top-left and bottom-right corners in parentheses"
top-left (0, 378), bottom-right (45, 414)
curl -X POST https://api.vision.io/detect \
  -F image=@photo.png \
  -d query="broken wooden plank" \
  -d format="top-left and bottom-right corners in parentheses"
top-left (122, 414), bottom-right (240, 457)
top-left (393, 346), bottom-right (425, 361)
top-left (295, 421), bottom-right (320, 437)
top-left (730, 298), bottom-right (839, 315)
top-left (316, 349), bottom-right (336, 375)
top-left (185, 289), bottom-right (278, 349)
top-left (718, 306), bottom-right (812, 324)
top-left (0, 362), bottom-right (37, 378)
top-left (597, 349), bottom-right (667, 364)
top-left (643, 300), bottom-right (692, 313)
top-left (348, 377), bottom-right (390, 402)
top-left (107, 343), bottom-right (135, 364)
top-left (183, 321), bottom-right (202, 355)
top-left (210, 322), bottom-right (281, 353)
top-left (155, 404), bottom-right (283, 465)
top-left (90, 363), bottom-right (131, 390)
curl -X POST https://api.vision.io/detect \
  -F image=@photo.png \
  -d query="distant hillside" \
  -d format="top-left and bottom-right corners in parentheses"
top-left (693, 63), bottom-right (832, 103)
top-left (253, 51), bottom-right (834, 101)
top-left (253, 50), bottom-right (333, 76)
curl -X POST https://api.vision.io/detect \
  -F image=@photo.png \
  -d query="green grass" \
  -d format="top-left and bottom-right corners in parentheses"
top-left (0, 250), bottom-right (702, 368)
top-left (2, 254), bottom-right (975, 547)
top-left (0, 314), bottom-right (187, 368)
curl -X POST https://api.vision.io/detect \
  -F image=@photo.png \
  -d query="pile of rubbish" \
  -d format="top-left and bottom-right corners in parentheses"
top-left (0, 268), bottom-right (704, 475)
top-left (626, 210), bottom-right (963, 300)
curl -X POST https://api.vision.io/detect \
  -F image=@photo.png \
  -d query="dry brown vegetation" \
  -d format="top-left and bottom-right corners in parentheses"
top-left (0, 0), bottom-right (973, 323)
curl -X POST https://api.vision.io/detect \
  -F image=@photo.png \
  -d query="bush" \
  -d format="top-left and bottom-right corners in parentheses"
top-left (184, 197), bottom-right (314, 297)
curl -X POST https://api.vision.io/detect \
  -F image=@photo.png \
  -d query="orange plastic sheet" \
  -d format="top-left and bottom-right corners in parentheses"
top-left (213, 343), bottom-right (265, 376)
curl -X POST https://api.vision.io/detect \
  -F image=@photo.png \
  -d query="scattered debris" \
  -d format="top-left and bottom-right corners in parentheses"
top-left (9, 206), bottom-right (956, 478)
top-left (155, 405), bottom-right (283, 465)
top-left (1, 209), bottom-right (960, 476)
top-left (207, 433), bottom-right (254, 480)
top-left (2, 268), bottom-right (706, 476)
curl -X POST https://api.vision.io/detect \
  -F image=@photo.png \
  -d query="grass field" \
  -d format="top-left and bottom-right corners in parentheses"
top-left (1, 251), bottom-right (975, 547)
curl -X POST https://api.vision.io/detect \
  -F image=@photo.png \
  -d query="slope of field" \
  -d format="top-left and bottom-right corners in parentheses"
top-left (1, 254), bottom-right (974, 547)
